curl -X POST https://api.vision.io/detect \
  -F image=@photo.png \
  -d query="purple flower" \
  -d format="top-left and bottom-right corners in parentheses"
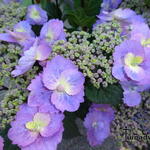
top-left (0, 21), bottom-right (35, 50)
top-left (0, 136), bottom-right (4, 150)
top-left (43, 55), bottom-right (85, 112)
top-left (101, 0), bottom-right (122, 12)
top-left (94, 8), bottom-right (145, 33)
top-left (89, 104), bottom-right (115, 122)
top-left (40, 19), bottom-right (66, 46)
top-left (84, 104), bottom-right (114, 146)
top-left (26, 4), bottom-right (48, 25)
top-left (123, 89), bottom-right (141, 107)
top-left (112, 40), bottom-right (150, 106)
top-left (8, 104), bottom-right (64, 150)
top-left (27, 74), bottom-right (54, 110)
top-left (121, 81), bottom-right (150, 107)
top-left (130, 23), bottom-right (150, 47)
top-left (11, 38), bottom-right (51, 77)
top-left (112, 40), bottom-right (150, 84)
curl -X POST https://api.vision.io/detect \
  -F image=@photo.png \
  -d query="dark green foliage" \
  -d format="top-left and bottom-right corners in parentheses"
top-left (40, 0), bottom-right (62, 19)
top-left (85, 83), bottom-right (123, 107)
top-left (145, 0), bottom-right (150, 6)
top-left (63, 0), bottom-right (102, 29)
top-left (63, 112), bottom-right (80, 139)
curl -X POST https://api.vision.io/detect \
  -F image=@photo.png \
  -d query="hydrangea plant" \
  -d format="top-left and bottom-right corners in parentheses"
top-left (0, 0), bottom-right (150, 150)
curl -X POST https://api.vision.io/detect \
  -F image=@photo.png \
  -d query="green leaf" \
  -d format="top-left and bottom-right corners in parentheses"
top-left (145, 0), bottom-right (150, 7)
top-left (63, 0), bottom-right (102, 29)
top-left (21, 0), bottom-right (32, 7)
top-left (84, 0), bottom-right (102, 16)
top-left (64, 7), bottom-right (95, 28)
top-left (40, 1), bottom-right (62, 19)
top-left (0, 90), bottom-right (7, 101)
top-left (40, 0), bottom-right (47, 10)
top-left (63, 112), bottom-right (80, 139)
top-left (85, 83), bottom-right (123, 107)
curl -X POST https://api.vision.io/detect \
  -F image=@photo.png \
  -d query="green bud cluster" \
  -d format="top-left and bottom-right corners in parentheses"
top-left (111, 92), bottom-right (150, 150)
top-left (0, 2), bottom-right (26, 33)
top-left (0, 43), bottom-right (40, 129)
top-left (51, 21), bottom-right (123, 88)
top-left (120, 0), bottom-right (150, 27)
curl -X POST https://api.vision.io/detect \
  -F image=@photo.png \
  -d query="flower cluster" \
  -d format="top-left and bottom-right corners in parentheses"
top-left (112, 21), bottom-right (150, 106)
top-left (94, 0), bottom-right (145, 36)
top-left (111, 92), bottom-right (150, 149)
top-left (51, 20), bottom-right (123, 88)
top-left (0, 4), bottom-right (65, 77)
top-left (84, 104), bottom-right (115, 146)
top-left (0, 3), bottom-right (85, 150)
top-left (27, 55), bottom-right (85, 112)
top-left (8, 104), bottom-right (64, 150)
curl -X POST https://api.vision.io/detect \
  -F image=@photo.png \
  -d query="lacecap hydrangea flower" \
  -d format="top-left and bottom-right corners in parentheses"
top-left (94, 8), bottom-right (145, 35)
top-left (27, 73), bottom-right (54, 111)
top-left (101, 0), bottom-right (122, 12)
top-left (41, 55), bottom-right (85, 112)
top-left (7, 19), bottom-right (66, 77)
top-left (0, 136), bottom-right (4, 150)
top-left (0, 20), bottom-right (35, 50)
top-left (112, 40), bottom-right (150, 106)
top-left (11, 38), bottom-right (51, 77)
top-left (8, 104), bottom-right (64, 150)
top-left (26, 4), bottom-right (48, 25)
top-left (130, 22), bottom-right (150, 46)
top-left (121, 81), bottom-right (144, 107)
top-left (84, 104), bottom-right (114, 146)
top-left (40, 19), bottom-right (66, 46)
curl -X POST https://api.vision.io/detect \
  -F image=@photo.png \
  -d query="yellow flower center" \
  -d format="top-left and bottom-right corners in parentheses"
top-left (26, 113), bottom-right (51, 132)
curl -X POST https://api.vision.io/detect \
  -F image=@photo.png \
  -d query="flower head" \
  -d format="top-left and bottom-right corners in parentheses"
top-left (90, 104), bottom-right (115, 122)
top-left (84, 104), bottom-right (114, 146)
top-left (40, 19), bottom-right (66, 45)
top-left (112, 40), bottom-right (150, 84)
top-left (112, 40), bottom-right (150, 106)
top-left (0, 136), bottom-right (4, 150)
top-left (26, 4), bottom-right (48, 25)
top-left (94, 8), bottom-right (144, 34)
top-left (27, 73), bottom-right (57, 113)
top-left (8, 104), bottom-right (64, 150)
top-left (0, 21), bottom-right (35, 50)
top-left (11, 38), bottom-right (51, 77)
top-left (130, 23), bottom-right (150, 47)
top-left (43, 55), bottom-right (85, 112)
top-left (101, 0), bottom-right (122, 12)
